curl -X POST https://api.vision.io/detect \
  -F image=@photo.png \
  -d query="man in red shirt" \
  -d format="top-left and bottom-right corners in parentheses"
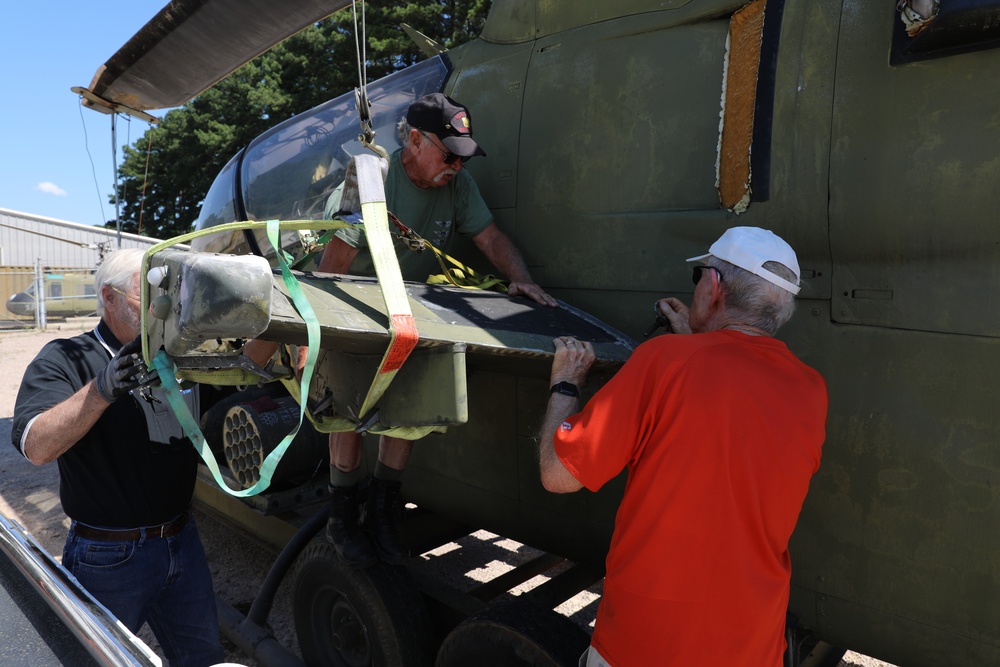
top-left (539, 227), bottom-right (828, 666)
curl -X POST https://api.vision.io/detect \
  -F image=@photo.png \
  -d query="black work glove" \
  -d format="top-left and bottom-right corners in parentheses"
top-left (94, 336), bottom-right (159, 403)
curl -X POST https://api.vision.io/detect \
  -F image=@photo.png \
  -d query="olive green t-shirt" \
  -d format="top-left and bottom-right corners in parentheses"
top-left (331, 149), bottom-right (493, 281)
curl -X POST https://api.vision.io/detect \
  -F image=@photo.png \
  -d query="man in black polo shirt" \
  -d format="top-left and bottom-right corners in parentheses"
top-left (11, 249), bottom-right (224, 667)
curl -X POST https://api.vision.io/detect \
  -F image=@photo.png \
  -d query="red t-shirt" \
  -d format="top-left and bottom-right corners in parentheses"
top-left (554, 330), bottom-right (827, 666)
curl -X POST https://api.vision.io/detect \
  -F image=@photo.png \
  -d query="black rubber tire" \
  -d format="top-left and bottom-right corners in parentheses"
top-left (435, 598), bottom-right (590, 667)
top-left (293, 541), bottom-right (433, 667)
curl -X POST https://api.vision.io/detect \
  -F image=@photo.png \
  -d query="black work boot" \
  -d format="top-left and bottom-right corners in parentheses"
top-left (326, 484), bottom-right (377, 568)
top-left (365, 477), bottom-right (411, 564)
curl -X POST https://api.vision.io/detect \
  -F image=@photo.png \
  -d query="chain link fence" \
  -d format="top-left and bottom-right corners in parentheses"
top-left (0, 266), bottom-right (97, 332)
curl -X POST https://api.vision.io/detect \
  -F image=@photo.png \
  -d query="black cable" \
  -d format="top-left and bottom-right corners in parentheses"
top-left (77, 98), bottom-right (108, 225)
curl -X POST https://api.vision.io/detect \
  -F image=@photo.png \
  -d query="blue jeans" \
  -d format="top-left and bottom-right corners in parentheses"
top-left (62, 516), bottom-right (224, 667)
top-left (579, 646), bottom-right (612, 667)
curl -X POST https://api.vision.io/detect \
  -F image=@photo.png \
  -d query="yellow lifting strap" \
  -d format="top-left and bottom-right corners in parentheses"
top-left (349, 153), bottom-right (420, 421)
top-left (386, 211), bottom-right (509, 293)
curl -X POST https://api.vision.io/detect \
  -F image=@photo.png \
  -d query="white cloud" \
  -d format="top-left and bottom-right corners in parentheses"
top-left (36, 182), bottom-right (67, 197)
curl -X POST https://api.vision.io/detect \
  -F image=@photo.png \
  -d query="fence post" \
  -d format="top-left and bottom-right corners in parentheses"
top-left (34, 260), bottom-right (46, 331)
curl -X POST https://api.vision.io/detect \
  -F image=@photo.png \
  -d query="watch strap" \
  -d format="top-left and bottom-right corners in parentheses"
top-left (550, 381), bottom-right (580, 397)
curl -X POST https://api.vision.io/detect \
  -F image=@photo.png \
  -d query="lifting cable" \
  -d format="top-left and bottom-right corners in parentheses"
top-left (351, 0), bottom-right (386, 158)
top-left (111, 114), bottom-right (122, 247)
top-left (138, 132), bottom-right (153, 237)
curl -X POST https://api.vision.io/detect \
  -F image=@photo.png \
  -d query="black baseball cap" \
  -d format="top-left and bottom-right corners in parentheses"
top-left (407, 93), bottom-right (487, 159)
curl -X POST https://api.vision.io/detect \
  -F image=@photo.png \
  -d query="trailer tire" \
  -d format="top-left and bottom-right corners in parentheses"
top-left (435, 598), bottom-right (590, 667)
top-left (293, 541), bottom-right (432, 667)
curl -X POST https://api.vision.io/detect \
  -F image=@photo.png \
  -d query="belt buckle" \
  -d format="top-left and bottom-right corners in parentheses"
top-left (159, 523), bottom-right (167, 538)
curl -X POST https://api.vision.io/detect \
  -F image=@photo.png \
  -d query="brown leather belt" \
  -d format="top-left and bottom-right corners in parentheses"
top-left (73, 512), bottom-right (189, 541)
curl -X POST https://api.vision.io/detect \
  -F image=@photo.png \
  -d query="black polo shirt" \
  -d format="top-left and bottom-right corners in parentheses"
top-left (11, 321), bottom-right (199, 528)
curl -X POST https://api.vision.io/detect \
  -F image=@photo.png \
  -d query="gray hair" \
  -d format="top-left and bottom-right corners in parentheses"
top-left (708, 257), bottom-right (797, 335)
top-left (397, 117), bottom-right (413, 146)
top-left (95, 248), bottom-right (144, 316)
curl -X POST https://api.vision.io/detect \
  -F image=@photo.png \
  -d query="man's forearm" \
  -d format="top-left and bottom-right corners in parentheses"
top-left (539, 394), bottom-right (584, 493)
top-left (23, 383), bottom-right (109, 465)
top-left (317, 236), bottom-right (360, 274)
top-left (539, 337), bottom-right (595, 492)
top-left (488, 236), bottom-right (532, 283)
top-left (472, 224), bottom-right (556, 306)
top-left (473, 224), bottom-right (533, 283)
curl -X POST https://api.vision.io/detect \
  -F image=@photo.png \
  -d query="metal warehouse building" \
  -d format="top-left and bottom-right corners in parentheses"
top-left (0, 208), bottom-right (166, 329)
top-left (0, 207), bottom-right (161, 268)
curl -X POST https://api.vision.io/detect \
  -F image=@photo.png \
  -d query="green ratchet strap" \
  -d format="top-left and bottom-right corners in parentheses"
top-left (154, 349), bottom-right (281, 497)
top-left (138, 218), bottom-right (357, 371)
top-left (147, 219), bottom-right (327, 496)
top-left (140, 167), bottom-right (431, 494)
top-left (290, 228), bottom-right (338, 271)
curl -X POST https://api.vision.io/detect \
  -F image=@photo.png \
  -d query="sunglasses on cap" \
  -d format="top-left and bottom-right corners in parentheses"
top-left (692, 265), bottom-right (723, 285)
top-left (420, 131), bottom-right (465, 165)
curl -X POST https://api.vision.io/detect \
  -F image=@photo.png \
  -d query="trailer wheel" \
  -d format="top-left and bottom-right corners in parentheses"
top-left (293, 541), bottom-right (432, 667)
top-left (435, 598), bottom-right (590, 667)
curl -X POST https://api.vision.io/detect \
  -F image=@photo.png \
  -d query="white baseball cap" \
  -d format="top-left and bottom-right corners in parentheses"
top-left (686, 226), bottom-right (801, 295)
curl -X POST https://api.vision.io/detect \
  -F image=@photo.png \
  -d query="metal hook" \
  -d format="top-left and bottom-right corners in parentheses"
top-left (355, 88), bottom-right (388, 159)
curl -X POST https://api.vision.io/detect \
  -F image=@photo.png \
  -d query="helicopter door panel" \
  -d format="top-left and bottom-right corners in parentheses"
top-left (448, 41), bottom-right (534, 212)
top-left (517, 10), bottom-right (731, 294)
top-left (829, 2), bottom-right (1000, 337)
top-left (520, 13), bottom-right (726, 212)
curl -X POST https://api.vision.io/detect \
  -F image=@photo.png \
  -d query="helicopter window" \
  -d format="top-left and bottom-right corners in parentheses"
top-left (891, 0), bottom-right (1000, 64)
top-left (197, 153), bottom-right (240, 229)
top-left (239, 57), bottom-right (449, 263)
top-left (192, 153), bottom-right (246, 254)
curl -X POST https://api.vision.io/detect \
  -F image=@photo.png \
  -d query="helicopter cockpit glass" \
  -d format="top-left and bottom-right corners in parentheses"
top-left (192, 153), bottom-right (242, 254)
top-left (191, 56), bottom-right (449, 261)
top-left (238, 56), bottom-right (449, 266)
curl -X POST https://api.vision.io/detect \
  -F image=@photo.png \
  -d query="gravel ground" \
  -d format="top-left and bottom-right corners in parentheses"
top-left (0, 325), bottom-right (895, 667)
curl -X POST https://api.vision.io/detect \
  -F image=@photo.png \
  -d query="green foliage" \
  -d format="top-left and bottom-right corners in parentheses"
top-left (109, 0), bottom-right (492, 239)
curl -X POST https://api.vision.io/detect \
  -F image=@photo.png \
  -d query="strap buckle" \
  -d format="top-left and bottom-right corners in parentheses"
top-left (355, 88), bottom-right (388, 159)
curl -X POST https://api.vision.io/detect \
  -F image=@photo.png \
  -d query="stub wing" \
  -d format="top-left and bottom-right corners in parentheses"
top-left (142, 251), bottom-right (634, 430)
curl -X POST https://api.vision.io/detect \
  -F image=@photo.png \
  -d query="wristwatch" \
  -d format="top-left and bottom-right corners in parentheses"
top-left (550, 381), bottom-right (580, 397)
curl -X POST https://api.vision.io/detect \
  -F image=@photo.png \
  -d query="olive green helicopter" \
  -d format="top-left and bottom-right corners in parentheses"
top-left (75, 0), bottom-right (1000, 665)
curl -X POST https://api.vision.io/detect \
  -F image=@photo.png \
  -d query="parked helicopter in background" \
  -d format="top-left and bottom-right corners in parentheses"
top-left (0, 225), bottom-right (107, 319)
top-left (4, 271), bottom-right (97, 318)
top-left (76, 0), bottom-right (1000, 665)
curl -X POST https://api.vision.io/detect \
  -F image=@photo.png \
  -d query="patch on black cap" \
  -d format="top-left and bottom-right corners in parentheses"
top-left (406, 93), bottom-right (486, 158)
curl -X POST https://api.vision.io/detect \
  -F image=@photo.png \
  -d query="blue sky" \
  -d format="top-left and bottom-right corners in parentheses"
top-left (0, 3), bottom-right (167, 227)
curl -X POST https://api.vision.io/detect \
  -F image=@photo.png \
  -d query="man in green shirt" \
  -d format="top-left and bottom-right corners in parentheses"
top-left (317, 93), bottom-right (555, 566)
